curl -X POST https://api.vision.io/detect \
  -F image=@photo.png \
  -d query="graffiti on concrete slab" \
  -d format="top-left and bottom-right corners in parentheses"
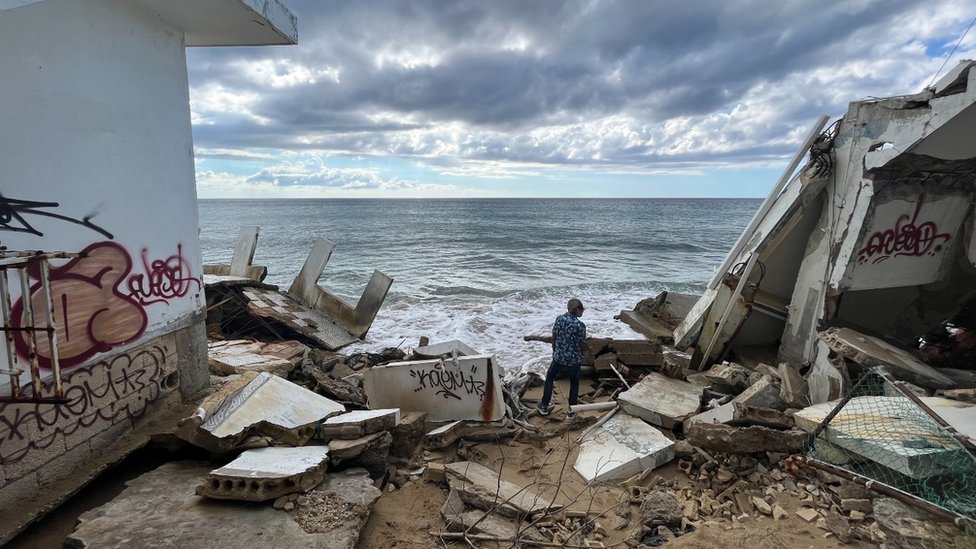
top-left (0, 192), bottom-right (113, 242)
top-left (856, 198), bottom-right (952, 265)
top-left (409, 362), bottom-right (486, 401)
top-left (0, 344), bottom-right (175, 464)
top-left (125, 244), bottom-right (201, 306)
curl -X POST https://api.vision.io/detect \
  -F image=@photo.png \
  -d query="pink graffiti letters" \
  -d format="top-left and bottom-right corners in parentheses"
top-left (857, 197), bottom-right (952, 265)
top-left (125, 244), bottom-right (201, 306)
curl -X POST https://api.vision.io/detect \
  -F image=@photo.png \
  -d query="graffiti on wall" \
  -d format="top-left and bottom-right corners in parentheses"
top-left (0, 192), bottom-right (113, 244)
top-left (125, 244), bottom-right (201, 306)
top-left (10, 241), bottom-right (200, 368)
top-left (0, 344), bottom-right (175, 464)
top-left (856, 197), bottom-right (952, 265)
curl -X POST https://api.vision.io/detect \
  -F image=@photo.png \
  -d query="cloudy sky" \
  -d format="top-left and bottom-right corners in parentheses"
top-left (187, 1), bottom-right (976, 199)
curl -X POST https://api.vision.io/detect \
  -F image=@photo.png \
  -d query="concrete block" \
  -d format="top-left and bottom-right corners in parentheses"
top-left (574, 414), bottom-right (674, 482)
top-left (2, 424), bottom-right (66, 480)
top-left (684, 422), bottom-right (806, 454)
top-left (413, 340), bottom-right (480, 359)
top-left (328, 432), bottom-right (392, 476)
top-left (446, 461), bottom-right (557, 518)
top-left (593, 353), bottom-right (618, 373)
top-left (778, 363), bottom-right (810, 408)
top-left (197, 446), bottom-right (330, 502)
top-left (662, 350), bottom-right (691, 378)
top-left (425, 462), bottom-right (447, 483)
top-left (616, 352), bottom-right (663, 367)
top-left (617, 373), bottom-right (703, 429)
top-left (390, 411), bottom-right (428, 458)
top-left (703, 361), bottom-right (752, 391)
top-left (684, 402), bottom-right (794, 431)
top-left (608, 340), bottom-right (661, 355)
top-left (364, 354), bottom-right (505, 422)
top-left (0, 471), bottom-right (39, 518)
top-left (320, 409), bottom-right (399, 440)
top-left (732, 375), bottom-right (787, 410)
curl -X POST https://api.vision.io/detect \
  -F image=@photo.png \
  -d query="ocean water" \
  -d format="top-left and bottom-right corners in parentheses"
top-left (197, 198), bottom-right (760, 373)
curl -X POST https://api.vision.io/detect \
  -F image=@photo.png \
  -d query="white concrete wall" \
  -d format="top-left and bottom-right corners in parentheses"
top-left (0, 0), bottom-right (204, 376)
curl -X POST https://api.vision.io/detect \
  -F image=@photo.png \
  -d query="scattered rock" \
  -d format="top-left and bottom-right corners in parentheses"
top-left (751, 497), bottom-right (772, 516)
top-left (795, 508), bottom-right (820, 523)
top-left (639, 490), bottom-right (683, 527)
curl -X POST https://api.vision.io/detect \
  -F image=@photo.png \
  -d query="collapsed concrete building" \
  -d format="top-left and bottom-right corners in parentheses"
top-left (675, 60), bottom-right (976, 403)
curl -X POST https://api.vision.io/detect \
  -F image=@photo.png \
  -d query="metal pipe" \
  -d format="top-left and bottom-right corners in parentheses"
top-left (568, 401), bottom-right (617, 413)
top-left (576, 406), bottom-right (619, 443)
top-left (608, 362), bottom-right (630, 389)
top-left (17, 268), bottom-right (42, 397)
top-left (707, 115), bottom-right (829, 290)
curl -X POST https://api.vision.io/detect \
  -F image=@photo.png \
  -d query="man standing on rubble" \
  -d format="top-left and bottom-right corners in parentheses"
top-left (537, 298), bottom-right (588, 418)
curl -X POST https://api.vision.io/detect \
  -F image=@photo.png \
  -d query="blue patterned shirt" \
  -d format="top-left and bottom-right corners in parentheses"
top-left (552, 312), bottom-right (586, 365)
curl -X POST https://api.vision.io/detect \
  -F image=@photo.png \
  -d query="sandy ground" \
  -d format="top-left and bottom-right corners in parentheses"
top-left (356, 380), bottom-right (883, 549)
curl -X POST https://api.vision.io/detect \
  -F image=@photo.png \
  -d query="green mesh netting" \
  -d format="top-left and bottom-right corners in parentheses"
top-left (802, 368), bottom-right (976, 526)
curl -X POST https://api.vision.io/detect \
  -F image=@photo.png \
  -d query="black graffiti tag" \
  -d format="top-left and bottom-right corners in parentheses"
top-left (0, 192), bottom-right (113, 241)
top-left (410, 364), bottom-right (486, 401)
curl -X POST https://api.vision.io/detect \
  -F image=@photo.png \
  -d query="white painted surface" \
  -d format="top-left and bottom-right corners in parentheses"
top-left (575, 414), bottom-right (674, 482)
top-left (364, 355), bottom-right (505, 422)
top-left (132, 0), bottom-right (297, 45)
top-left (324, 408), bottom-right (400, 426)
top-left (212, 446), bottom-right (330, 478)
top-left (845, 196), bottom-right (970, 290)
top-left (205, 373), bottom-right (345, 438)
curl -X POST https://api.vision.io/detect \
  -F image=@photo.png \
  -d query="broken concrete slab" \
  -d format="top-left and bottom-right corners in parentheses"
top-left (390, 411), bottom-right (428, 458)
top-left (795, 396), bottom-right (973, 478)
top-left (703, 361), bottom-right (753, 391)
top-left (289, 467), bottom-right (383, 549)
top-left (209, 347), bottom-right (296, 377)
top-left (413, 339), bottom-right (480, 359)
top-left (243, 286), bottom-right (361, 351)
top-left (425, 420), bottom-right (464, 449)
top-left (310, 368), bottom-right (366, 406)
top-left (196, 446), bottom-right (330, 502)
top-left (328, 431), bottom-right (392, 476)
top-left (319, 409), bottom-right (400, 440)
top-left (203, 225), bottom-right (268, 283)
top-left (684, 422), bottom-right (806, 454)
top-left (574, 414), bottom-right (675, 482)
top-left (619, 292), bottom-right (699, 341)
top-left (66, 461), bottom-right (352, 548)
top-left (364, 354), bottom-right (505, 422)
top-left (820, 327), bottom-right (954, 389)
top-left (287, 237), bottom-right (393, 340)
top-left (617, 372), bottom-right (703, 429)
top-left (179, 371), bottom-right (345, 452)
top-left (684, 401), bottom-right (794, 431)
top-left (732, 375), bottom-right (788, 410)
top-left (445, 461), bottom-right (557, 518)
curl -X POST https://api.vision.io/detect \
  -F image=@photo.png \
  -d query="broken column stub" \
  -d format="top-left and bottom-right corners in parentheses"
top-left (364, 354), bottom-right (505, 422)
top-left (779, 363), bottom-right (810, 408)
top-left (179, 371), bottom-right (345, 452)
top-left (703, 361), bottom-right (753, 391)
top-left (617, 372), bottom-right (703, 429)
top-left (196, 446), bottom-right (330, 502)
top-left (319, 409), bottom-right (400, 440)
top-left (732, 374), bottom-right (788, 410)
top-left (445, 461), bottom-right (557, 518)
top-left (575, 414), bottom-right (675, 482)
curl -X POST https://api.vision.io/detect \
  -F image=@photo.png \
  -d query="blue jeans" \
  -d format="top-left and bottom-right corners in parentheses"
top-left (539, 360), bottom-right (581, 409)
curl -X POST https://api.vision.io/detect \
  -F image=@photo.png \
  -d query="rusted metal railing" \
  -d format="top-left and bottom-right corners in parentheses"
top-left (0, 250), bottom-right (78, 404)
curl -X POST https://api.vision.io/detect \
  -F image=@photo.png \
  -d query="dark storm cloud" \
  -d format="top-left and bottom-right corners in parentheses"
top-left (186, 0), bottom-right (971, 168)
